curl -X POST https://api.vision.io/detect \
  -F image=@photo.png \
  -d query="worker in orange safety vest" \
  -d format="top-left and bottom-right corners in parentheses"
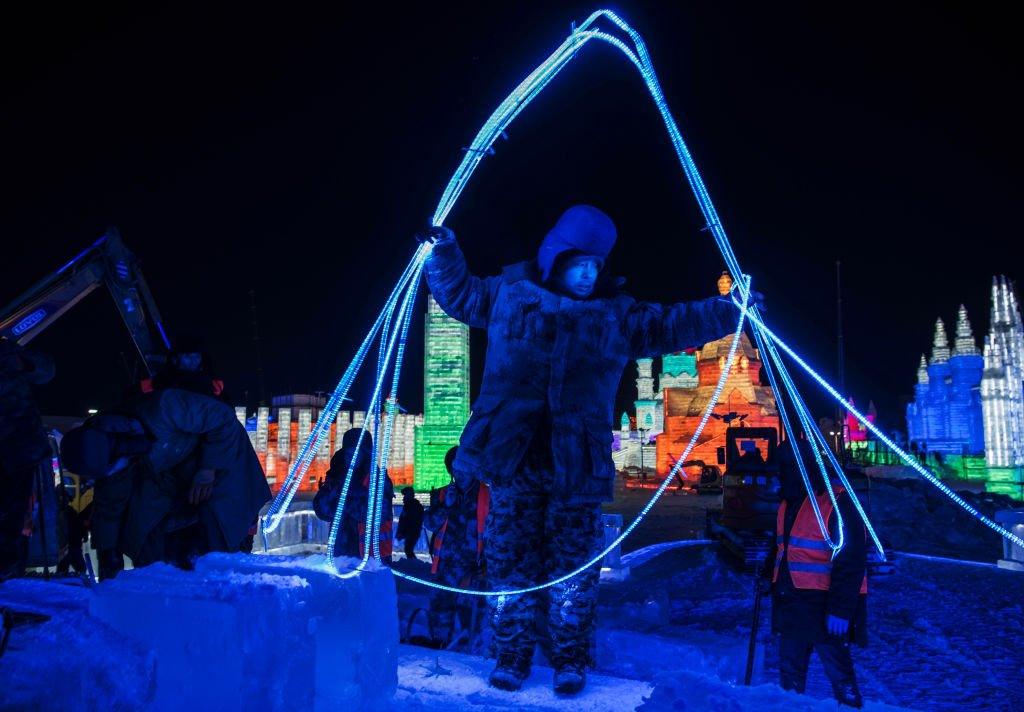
top-left (768, 434), bottom-right (868, 709)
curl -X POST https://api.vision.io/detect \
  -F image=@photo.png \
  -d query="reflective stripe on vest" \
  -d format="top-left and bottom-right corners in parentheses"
top-left (476, 484), bottom-right (490, 563)
top-left (772, 487), bottom-right (868, 595)
top-left (357, 518), bottom-right (393, 560)
top-left (431, 520), bottom-right (449, 575)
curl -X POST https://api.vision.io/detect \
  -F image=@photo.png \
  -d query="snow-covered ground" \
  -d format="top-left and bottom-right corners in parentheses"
top-left (595, 544), bottom-right (1023, 711)
top-left (2, 474), bottom-right (1021, 711)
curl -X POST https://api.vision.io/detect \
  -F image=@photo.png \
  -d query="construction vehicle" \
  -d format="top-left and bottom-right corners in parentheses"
top-left (1, 227), bottom-right (170, 377)
top-left (1, 228), bottom-right (170, 575)
top-left (706, 427), bottom-right (780, 568)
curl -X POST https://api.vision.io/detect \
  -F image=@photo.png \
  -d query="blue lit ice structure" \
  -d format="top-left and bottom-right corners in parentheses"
top-left (907, 310), bottom-right (986, 456)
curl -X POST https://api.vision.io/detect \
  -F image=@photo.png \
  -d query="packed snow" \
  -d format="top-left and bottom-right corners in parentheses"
top-left (2, 479), bottom-right (1022, 711)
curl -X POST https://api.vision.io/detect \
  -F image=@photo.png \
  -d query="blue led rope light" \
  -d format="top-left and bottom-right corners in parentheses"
top-left (425, 9), bottom-right (853, 555)
top-left (332, 261), bottom-right (426, 578)
top-left (309, 9), bottom-right (921, 590)
top-left (270, 249), bottom-right (419, 523)
top-left (327, 257), bottom-right (427, 570)
top-left (367, 264), bottom-right (422, 562)
top-left (749, 311), bottom-right (851, 554)
top-left (734, 300), bottom-right (1024, 550)
top-left (326, 261), bottom-right (423, 565)
top-left (263, 248), bottom-right (423, 532)
top-left (389, 280), bottom-right (750, 596)
top-left (262, 246), bottom-right (427, 534)
top-left (750, 322), bottom-right (886, 558)
top-left (364, 270), bottom-right (422, 562)
top-left (744, 310), bottom-right (845, 553)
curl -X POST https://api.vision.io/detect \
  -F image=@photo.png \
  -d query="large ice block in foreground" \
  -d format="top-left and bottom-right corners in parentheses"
top-left (89, 553), bottom-right (398, 711)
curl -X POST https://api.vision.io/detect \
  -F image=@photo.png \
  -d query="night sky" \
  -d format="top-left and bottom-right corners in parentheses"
top-left (4, 3), bottom-right (1021, 432)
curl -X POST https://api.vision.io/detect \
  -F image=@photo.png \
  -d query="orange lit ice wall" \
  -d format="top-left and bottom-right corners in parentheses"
top-left (654, 273), bottom-right (780, 473)
top-left (234, 395), bottom-right (423, 494)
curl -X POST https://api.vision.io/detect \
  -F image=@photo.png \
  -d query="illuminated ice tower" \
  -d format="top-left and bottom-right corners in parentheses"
top-left (414, 294), bottom-right (471, 490)
top-left (982, 276), bottom-right (1024, 467)
top-left (906, 311), bottom-right (985, 455)
top-left (634, 358), bottom-right (661, 437)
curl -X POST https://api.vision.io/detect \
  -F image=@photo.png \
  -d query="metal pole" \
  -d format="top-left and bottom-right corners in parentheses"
top-left (744, 561), bottom-right (766, 685)
top-left (35, 465), bottom-right (50, 580)
top-left (836, 261), bottom-right (847, 466)
top-left (249, 290), bottom-right (267, 407)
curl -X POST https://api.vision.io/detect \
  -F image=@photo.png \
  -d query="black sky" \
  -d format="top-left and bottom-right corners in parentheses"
top-left (3, 3), bottom-right (1022, 430)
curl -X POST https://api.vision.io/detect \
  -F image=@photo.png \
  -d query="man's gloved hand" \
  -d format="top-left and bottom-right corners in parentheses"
top-left (826, 614), bottom-right (850, 637)
top-left (721, 283), bottom-right (765, 314)
top-left (415, 225), bottom-right (455, 246)
top-left (189, 468), bottom-right (216, 505)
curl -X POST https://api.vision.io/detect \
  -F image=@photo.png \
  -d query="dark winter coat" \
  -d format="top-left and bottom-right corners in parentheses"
top-left (0, 338), bottom-right (54, 470)
top-left (313, 448), bottom-right (394, 557)
top-left (397, 498), bottom-right (424, 542)
top-left (424, 237), bottom-right (739, 501)
top-left (87, 389), bottom-right (271, 560)
top-left (771, 488), bottom-right (868, 646)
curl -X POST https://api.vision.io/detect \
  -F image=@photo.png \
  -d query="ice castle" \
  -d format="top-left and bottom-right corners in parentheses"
top-left (906, 308), bottom-right (986, 456)
top-left (981, 276), bottom-right (1024, 467)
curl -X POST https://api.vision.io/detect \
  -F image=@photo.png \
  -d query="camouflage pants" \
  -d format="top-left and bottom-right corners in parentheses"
top-left (429, 500), bottom-right (486, 645)
top-left (486, 456), bottom-right (604, 667)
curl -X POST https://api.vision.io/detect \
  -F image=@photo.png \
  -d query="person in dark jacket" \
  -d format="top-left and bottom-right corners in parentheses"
top-left (426, 446), bottom-right (489, 649)
top-left (60, 388), bottom-right (271, 578)
top-left (396, 487), bottom-right (424, 561)
top-left (149, 335), bottom-right (229, 402)
top-left (313, 428), bottom-right (394, 563)
top-left (420, 205), bottom-right (740, 694)
top-left (770, 434), bottom-right (868, 708)
top-left (0, 337), bottom-right (55, 580)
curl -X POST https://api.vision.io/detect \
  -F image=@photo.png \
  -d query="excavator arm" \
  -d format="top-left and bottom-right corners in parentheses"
top-left (0, 228), bottom-right (171, 376)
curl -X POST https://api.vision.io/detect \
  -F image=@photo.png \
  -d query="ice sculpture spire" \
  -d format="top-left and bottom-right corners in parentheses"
top-left (953, 304), bottom-right (979, 356)
top-left (930, 318), bottom-right (950, 364)
top-left (982, 275), bottom-right (1024, 467)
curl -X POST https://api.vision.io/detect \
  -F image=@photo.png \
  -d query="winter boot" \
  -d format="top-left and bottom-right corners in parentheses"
top-left (833, 682), bottom-right (864, 709)
top-left (552, 659), bottom-right (587, 695)
top-left (488, 651), bottom-right (532, 691)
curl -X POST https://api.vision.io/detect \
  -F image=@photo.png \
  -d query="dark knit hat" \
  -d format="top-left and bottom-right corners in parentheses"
top-left (537, 205), bottom-right (617, 281)
top-left (329, 428), bottom-right (374, 473)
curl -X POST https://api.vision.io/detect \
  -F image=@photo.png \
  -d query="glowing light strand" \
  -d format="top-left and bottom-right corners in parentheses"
top-left (751, 323), bottom-right (886, 558)
top-left (327, 256), bottom-right (427, 569)
top-left (368, 263), bottom-right (422, 561)
top-left (261, 246), bottom-right (427, 534)
top-left (745, 307), bottom-right (845, 553)
top-left (426, 9), bottom-right (852, 554)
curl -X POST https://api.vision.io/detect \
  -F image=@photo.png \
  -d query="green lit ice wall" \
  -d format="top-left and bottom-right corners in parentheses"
top-left (414, 294), bottom-right (470, 490)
